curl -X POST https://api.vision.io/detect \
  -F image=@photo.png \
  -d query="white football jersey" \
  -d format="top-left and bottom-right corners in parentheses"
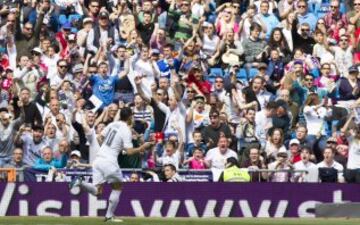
top-left (96, 121), bottom-right (133, 162)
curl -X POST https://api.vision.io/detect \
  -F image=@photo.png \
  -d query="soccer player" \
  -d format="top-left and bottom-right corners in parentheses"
top-left (70, 107), bottom-right (153, 222)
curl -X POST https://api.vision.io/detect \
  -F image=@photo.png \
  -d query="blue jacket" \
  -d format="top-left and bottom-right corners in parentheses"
top-left (33, 154), bottom-right (68, 172)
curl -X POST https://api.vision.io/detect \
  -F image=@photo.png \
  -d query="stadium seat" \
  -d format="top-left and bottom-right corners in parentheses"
top-left (315, 3), bottom-right (330, 18)
top-left (58, 14), bottom-right (68, 25)
top-left (249, 68), bottom-right (259, 79)
top-left (209, 68), bottom-right (224, 77)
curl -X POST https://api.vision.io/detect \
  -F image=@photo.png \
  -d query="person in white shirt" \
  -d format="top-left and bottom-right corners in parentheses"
top-left (133, 46), bottom-right (160, 98)
top-left (69, 107), bottom-right (153, 222)
top-left (251, 76), bottom-right (273, 110)
top-left (48, 59), bottom-right (72, 88)
top-left (303, 93), bottom-right (332, 159)
top-left (293, 147), bottom-right (318, 182)
top-left (317, 147), bottom-right (344, 183)
top-left (341, 112), bottom-right (360, 183)
top-left (205, 136), bottom-right (238, 181)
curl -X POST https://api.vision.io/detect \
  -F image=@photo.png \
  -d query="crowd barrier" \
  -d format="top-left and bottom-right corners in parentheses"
top-left (0, 182), bottom-right (359, 218)
top-left (1, 168), bottom-right (312, 182)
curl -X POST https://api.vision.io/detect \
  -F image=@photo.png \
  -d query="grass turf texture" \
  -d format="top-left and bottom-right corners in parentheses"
top-left (1, 217), bottom-right (360, 225)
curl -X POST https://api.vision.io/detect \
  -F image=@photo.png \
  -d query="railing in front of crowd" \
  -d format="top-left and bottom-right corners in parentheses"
top-left (0, 167), bottom-right (319, 182)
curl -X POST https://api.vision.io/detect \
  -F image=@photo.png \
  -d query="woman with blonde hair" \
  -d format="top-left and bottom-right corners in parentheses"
top-left (215, 6), bottom-right (239, 39)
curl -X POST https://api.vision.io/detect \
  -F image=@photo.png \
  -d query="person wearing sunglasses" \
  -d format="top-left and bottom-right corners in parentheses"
top-left (327, 34), bottom-right (353, 77)
top-left (347, 0), bottom-right (360, 29)
top-left (323, 0), bottom-right (348, 38)
top-left (291, 19), bottom-right (316, 55)
top-left (295, 0), bottom-right (317, 31)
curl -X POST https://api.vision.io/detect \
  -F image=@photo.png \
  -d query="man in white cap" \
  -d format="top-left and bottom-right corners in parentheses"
top-left (288, 139), bottom-right (301, 164)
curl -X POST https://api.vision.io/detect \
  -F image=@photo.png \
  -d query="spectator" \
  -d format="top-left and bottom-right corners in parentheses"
top-left (2, 148), bottom-right (26, 182)
top-left (293, 147), bottom-right (319, 182)
top-left (265, 128), bottom-right (287, 161)
top-left (183, 147), bottom-right (207, 169)
top-left (15, 4), bottom-right (45, 58)
top-left (323, 0), bottom-right (348, 39)
top-left (236, 108), bottom-right (260, 158)
top-left (86, 10), bottom-right (120, 54)
top-left (317, 147), bottom-right (345, 183)
top-left (268, 152), bottom-right (293, 182)
top-left (202, 109), bottom-right (232, 149)
top-left (338, 66), bottom-right (360, 101)
top-left (342, 112), bottom-right (360, 183)
top-left (12, 87), bottom-right (42, 126)
top-left (295, 0), bottom-right (317, 31)
top-left (256, 1), bottom-right (279, 40)
top-left (240, 147), bottom-right (267, 182)
top-left (0, 108), bottom-right (24, 167)
top-left (205, 136), bottom-right (238, 178)
top-left (33, 146), bottom-right (68, 172)
top-left (288, 139), bottom-right (301, 164)
top-left (347, 0), bottom-right (360, 29)
top-left (15, 124), bottom-right (48, 166)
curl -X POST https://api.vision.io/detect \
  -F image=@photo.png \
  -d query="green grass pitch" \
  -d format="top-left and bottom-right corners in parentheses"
top-left (1, 217), bottom-right (360, 225)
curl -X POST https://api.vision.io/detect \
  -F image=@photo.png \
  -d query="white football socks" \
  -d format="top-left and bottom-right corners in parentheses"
top-left (105, 190), bottom-right (121, 218)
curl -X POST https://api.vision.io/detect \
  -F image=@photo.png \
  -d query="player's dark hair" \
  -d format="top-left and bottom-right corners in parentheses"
top-left (120, 107), bottom-right (133, 121)
top-left (164, 164), bottom-right (177, 172)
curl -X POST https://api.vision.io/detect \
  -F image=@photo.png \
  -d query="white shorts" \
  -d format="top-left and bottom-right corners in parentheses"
top-left (92, 158), bottom-right (123, 186)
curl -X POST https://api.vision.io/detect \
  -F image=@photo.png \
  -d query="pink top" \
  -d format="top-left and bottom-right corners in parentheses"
top-left (216, 20), bottom-right (239, 38)
top-left (189, 158), bottom-right (206, 170)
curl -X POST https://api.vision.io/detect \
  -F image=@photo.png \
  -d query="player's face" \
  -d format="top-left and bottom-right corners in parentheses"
top-left (164, 167), bottom-right (174, 179)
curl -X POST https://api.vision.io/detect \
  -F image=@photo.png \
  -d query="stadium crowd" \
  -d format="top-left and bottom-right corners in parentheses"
top-left (0, 0), bottom-right (359, 183)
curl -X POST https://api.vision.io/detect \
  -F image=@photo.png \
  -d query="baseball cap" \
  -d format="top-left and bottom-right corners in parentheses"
top-left (194, 95), bottom-right (205, 103)
top-left (202, 21), bottom-right (212, 27)
top-left (72, 64), bottom-right (84, 74)
top-left (348, 65), bottom-right (359, 74)
top-left (68, 33), bottom-right (76, 41)
top-left (70, 150), bottom-right (81, 158)
top-left (99, 11), bottom-right (109, 19)
top-left (83, 17), bottom-right (93, 25)
top-left (31, 47), bottom-right (43, 55)
top-left (289, 139), bottom-right (300, 146)
top-left (151, 49), bottom-right (160, 55)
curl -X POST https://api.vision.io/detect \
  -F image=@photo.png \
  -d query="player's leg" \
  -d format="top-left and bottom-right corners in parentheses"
top-left (104, 166), bottom-right (124, 222)
top-left (70, 162), bottom-right (104, 196)
top-left (105, 182), bottom-right (123, 221)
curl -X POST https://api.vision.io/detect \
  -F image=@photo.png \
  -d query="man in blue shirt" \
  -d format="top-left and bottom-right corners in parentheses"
top-left (296, 0), bottom-right (318, 31)
top-left (156, 44), bottom-right (180, 79)
top-left (257, 1), bottom-right (279, 40)
top-left (33, 147), bottom-right (67, 172)
top-left (89, 62), bottom-right (119, 107)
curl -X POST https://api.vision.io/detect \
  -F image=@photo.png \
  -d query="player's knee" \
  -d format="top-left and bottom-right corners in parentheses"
top-left (95, 185), bottom-right (103, 196)
top-left (111, 182), bottom-right (122, 190)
